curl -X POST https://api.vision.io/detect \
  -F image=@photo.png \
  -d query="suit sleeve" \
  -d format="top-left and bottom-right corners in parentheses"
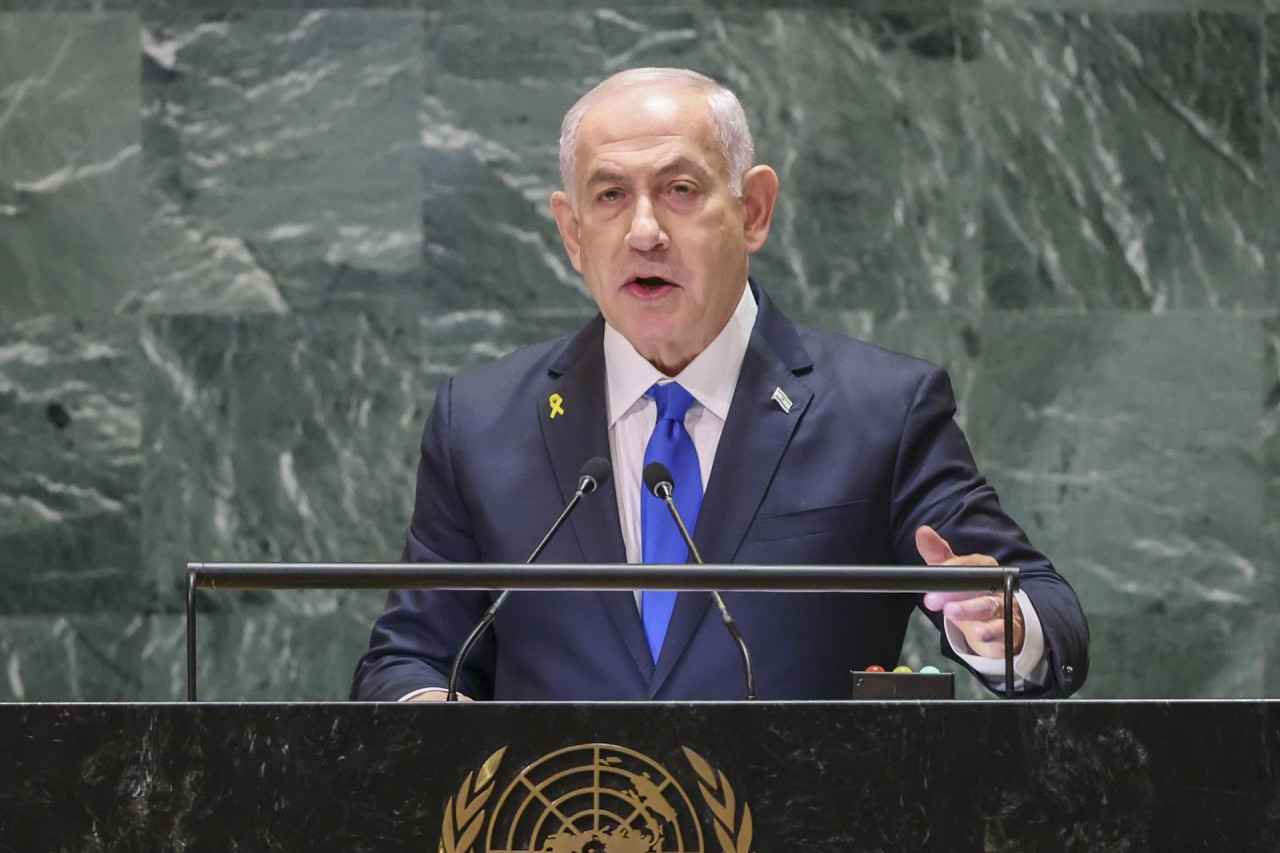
top-left (350, 378), bottom-right (497, 701)
top-left (889, 366), bottom-right (1090, 698)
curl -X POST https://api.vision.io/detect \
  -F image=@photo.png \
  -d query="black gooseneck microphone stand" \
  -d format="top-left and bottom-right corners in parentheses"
top-left (643, 461), bottom-right (757, 701)
top-left (446, 457), bottom-right (612, 701)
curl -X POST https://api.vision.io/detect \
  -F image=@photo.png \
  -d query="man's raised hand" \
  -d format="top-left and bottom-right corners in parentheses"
top-left (917, 525), bottom-right (1024, 658)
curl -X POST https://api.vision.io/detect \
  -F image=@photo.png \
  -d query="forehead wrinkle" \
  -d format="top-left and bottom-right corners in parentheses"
top-left (585, 155), bottom-right (712, 189)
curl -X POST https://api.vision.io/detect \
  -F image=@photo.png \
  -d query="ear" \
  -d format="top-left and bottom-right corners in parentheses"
top-left (740, 165), bottom-right (780, 253)
top-left (550, 190), bottom-right (583, 273)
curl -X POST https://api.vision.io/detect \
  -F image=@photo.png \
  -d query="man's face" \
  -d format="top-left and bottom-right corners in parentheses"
top-left (551, 85), bottom-right (769, 375)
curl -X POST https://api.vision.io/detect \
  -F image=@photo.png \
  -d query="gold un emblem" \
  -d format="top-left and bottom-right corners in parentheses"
top-left (438, 743), bottom-right (754, 853)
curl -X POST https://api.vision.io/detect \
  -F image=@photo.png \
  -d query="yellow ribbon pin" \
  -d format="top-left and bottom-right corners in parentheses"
top-left (548, 393), bottom-right (565, 419)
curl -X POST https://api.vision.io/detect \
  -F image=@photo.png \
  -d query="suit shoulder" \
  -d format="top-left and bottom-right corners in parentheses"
top-left (791, 323), bottom-right (943, 391)
top-left (447, 327), bottom-right (581, 399)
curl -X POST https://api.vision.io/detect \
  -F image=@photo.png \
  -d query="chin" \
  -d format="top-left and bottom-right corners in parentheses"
top-left (620, 331), bottom-right (668, 357)
top-left (622, 317), bottom-right (683, 346)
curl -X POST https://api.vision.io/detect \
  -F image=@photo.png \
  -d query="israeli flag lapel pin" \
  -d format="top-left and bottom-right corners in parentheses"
top-left (771, 386), bottom-right (793, 413)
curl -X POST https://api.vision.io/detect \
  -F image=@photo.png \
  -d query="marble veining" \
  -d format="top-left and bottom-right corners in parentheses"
top-left (0, 5), bottom-right (1275, 702)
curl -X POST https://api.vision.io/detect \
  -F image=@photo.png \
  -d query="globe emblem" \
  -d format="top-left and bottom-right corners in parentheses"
top-left (484, 744), bottom-right (705, 853)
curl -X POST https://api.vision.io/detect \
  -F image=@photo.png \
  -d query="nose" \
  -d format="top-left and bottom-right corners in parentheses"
top-left (625, 196), bottom-right (668, 253)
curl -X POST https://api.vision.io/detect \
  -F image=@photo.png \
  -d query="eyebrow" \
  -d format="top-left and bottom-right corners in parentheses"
top-left (584, 157), bottom-right (711, 187)
top-left (585, 167), bottom-right (628, 187)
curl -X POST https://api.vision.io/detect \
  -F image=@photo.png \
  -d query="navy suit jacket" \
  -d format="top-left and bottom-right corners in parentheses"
top-left (352, 282), bottom-right (1089, 701)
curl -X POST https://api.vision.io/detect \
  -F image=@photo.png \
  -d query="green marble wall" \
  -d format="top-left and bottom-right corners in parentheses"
top-left (0, 2), bottom-right (1275, 701)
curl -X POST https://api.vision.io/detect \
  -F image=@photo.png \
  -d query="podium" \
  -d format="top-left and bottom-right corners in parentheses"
top-left (0, 561), bottom-right (1120, 849)
top-left (2, 700), bottom-right (1277, 850)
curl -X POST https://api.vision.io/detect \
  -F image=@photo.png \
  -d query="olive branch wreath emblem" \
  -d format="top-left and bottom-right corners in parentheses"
top-left (437, 746), bottom-right (506, 853)
top-left (436, 745), bottom-right (754, 853)
top-left (681, 747), bottom-right (754, 853)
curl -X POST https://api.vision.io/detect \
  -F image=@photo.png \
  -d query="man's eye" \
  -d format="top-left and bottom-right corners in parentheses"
top-left (598, 189), bottom-right (622, 203)
top-left (670, 183), bottom-right (694, 196)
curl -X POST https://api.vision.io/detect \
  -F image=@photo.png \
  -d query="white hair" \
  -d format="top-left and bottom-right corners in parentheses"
top-left (557, 67), bottom-right (755, 206)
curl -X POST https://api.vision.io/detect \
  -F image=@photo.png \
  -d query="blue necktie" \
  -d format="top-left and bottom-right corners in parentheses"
top-left (641, 382), bottom-right (703, 663)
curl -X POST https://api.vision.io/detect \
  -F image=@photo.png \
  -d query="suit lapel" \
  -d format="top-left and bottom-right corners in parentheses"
top-left (650, 284), bottom-right (814, 696)
top-left (537, 317), bottom-right (653, 682)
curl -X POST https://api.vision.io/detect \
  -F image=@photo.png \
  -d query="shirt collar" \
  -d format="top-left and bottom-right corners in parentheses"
top-left (603, 282), bottom-right (758, 426)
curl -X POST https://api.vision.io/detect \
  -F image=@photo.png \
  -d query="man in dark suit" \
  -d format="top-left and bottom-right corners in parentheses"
top-left (352, 68), bottom-right (1088, 702)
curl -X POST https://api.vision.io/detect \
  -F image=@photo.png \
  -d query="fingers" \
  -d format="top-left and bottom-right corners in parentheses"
top-left (964, 615), bottom-right (1016, 654)
top-left (942, 594), bottom-right (1003, 624)
top-left (928, 594), bottom-right (1025, 658)
top-left (914, 525), bottom-right (955, 565)
top-left (914, 526), bottom-right (998, 568)
top-left (923, 590), bottom-right (979, 610)
top-left (923, 592), bottom-right (1006, 632)
top-left (916, 526), bottom-right (1012, 656)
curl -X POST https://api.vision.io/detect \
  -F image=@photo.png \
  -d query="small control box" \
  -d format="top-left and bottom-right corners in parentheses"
top-left (850, 671), bottom-right (955, 700)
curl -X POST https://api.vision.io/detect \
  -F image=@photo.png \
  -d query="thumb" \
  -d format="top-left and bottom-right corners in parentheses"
top-left (915, 525), bottom-right (956, 565)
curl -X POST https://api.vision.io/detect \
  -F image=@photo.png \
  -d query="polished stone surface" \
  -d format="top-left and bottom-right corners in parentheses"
top-left (0, 316), bottom-right (142, 615)
top-left (139, 9), bottom-right (427, 315)
top-left (0, 13), bottom-right (144, 324)
top-left (3, 701), bottom-right (1280, 850)
top-left (972, 12), bottom-right (1272, 310)
top-left (0, 4), bottom-right (1275, 703)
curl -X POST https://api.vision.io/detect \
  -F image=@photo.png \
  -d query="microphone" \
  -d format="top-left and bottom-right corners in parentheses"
top-left (642, 461), bottom-right (757, 700)
top-left (447, 456), bottom-right (613, 701)
top-left (576, 455), bottom-right (612, 497)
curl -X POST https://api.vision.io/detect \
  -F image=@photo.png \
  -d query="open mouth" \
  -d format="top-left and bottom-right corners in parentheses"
top-left (627, 275), bottom-right (676, 291)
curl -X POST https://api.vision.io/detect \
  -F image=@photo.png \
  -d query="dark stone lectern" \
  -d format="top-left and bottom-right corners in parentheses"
top-left (3, 701), bottom-right (1279, 851)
